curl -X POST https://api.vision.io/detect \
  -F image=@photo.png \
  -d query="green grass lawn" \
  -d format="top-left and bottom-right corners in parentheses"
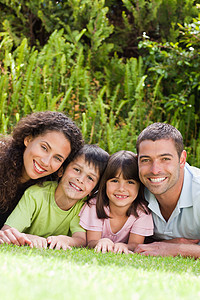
top-left (1, 244), bottom-right (200, 300)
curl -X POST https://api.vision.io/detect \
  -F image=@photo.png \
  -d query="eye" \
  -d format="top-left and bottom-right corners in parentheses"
top-left (162, 157), bottom-right (171, 161)
top-left (73, 167), bottom-right (80, 173)
top-left (110, 179), bottom-right (118, 183)
top-left (128, 180), bottom-right (135, 184)
top-left (88, 175), bottom-right (94, 181)
top-left (54, 156), bottom-right (62, 162)
top-left (140, 158), bottom-right (150, 163)
top-left (41, 145), bottom-right (47, 151)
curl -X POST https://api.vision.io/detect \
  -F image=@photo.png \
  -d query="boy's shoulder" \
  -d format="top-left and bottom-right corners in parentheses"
top-left (24, 181), bottom-right (58, 195)
top-left (71, 198), bottom-right (86, 212)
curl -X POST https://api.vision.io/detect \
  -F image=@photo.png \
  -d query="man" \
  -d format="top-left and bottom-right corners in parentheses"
top-left (134, 122), bottom-right (200, 258)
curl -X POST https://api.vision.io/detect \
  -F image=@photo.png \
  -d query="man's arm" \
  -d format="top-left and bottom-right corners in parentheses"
top-left (134, 242), bottom-right (200, 259)
top-left (161, 238), bottom-right (199, 244)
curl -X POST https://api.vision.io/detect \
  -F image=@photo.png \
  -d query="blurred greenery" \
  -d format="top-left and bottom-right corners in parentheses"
top-left (0, 0), bottom-right (199, 166)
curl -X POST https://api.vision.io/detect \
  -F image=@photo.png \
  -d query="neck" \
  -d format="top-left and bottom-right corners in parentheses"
top-left (158, 202), bottom-right (177, 221)
top-left (109, 204), bottom-right (128, 234)
top-left (109, 203), bottom-right (127, 218)
top-left (20, 166), bottom-right (30, 183)
top-left (55, 189), bottom-right (77, 211)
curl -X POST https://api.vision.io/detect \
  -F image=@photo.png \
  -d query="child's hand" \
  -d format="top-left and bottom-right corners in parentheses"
top-left (26, 234), bottom-right (47, 249)
top-left (95, 238), bottom-right (114, 253)
top-left (47, 235), bottom-right (72, 250)
top-left (113, 242), bottom-right (129, 254)
top-left (0, 227), bottom-right (32, 246)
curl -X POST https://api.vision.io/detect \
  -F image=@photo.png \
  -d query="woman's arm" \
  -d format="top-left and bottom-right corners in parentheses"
top-left (1, 225), bottom-right (32, 246)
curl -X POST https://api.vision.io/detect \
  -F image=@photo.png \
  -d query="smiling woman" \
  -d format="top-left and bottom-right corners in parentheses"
top-left (0, 111), bottom-right (84, 228)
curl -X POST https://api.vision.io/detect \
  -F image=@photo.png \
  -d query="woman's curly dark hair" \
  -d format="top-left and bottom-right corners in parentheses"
top-left (0, 111), bottom-right (84, 215)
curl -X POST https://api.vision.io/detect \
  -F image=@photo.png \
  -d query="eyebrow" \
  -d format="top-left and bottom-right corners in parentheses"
top-left (42, 141), bottom-right (65, 160)
top-left (139, 153), bottom-right (174, 159)
top-left (74, 163), bottom-right (99, 178)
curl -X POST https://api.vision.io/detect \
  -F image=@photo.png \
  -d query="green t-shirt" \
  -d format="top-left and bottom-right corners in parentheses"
top-left (5, 181), bottom-right (85, 238)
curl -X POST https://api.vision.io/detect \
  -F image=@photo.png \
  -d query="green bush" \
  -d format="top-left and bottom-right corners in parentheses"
top-left (0, 0), bottom-right (199, 166)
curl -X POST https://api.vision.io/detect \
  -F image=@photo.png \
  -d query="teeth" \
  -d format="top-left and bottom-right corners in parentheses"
top-left (115, 195), bottom-right (128, 199)
top-left (34, 161), bottom-right (45, 172)
top-left (149, 177), bottom-right (166, 183)
top-left (70, 182), bottom-right (82, 191)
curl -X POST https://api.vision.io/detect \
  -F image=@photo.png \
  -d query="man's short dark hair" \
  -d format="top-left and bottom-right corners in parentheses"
top-left (136, 122), bottom-right (184, 158)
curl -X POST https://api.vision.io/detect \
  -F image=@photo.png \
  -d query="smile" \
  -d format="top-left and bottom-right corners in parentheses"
top-left (149, 177), bottom-right (166, 183)
top-left (70, 182), bottom-right (82, 191)
top-left (33, 160), bottom-right (46, 174)
top-left (114, 194), bottom-right (128, 199)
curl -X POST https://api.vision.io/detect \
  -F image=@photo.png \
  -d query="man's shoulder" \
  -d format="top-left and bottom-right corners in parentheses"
top-left (185, 163), bottom-right (200, 183)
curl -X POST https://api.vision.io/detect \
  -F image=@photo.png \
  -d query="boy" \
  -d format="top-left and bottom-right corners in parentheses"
top-left (1, 144), bottom-right (109, 249)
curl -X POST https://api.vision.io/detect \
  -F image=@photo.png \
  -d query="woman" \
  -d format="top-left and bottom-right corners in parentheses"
top-left (0, 111), bottom-right (84, 229)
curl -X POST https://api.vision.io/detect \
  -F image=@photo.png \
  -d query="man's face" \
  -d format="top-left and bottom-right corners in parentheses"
top-left (138, 139), bottom-right (186, 197)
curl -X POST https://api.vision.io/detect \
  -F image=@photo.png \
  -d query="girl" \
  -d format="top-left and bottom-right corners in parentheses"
top-left (0, 111), bottom-right (84, 241)
top-left (79, 150), bottom-right (153, 254)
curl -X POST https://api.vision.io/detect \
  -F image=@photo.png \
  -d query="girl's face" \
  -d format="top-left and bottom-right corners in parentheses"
top-left (22, 131), bottom-right (71, 182)
top-left (106, 171), bottom-right (140, 211)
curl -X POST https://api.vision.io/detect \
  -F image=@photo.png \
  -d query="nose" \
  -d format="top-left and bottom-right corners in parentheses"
top-left (40, 155), bottom-right (51, 166)
top-left (150, 161), bottom-right (161, 174)
top-left (118, 182), bottom-right (126, 191)
top-left (76, 174), bottom-right (85, 184)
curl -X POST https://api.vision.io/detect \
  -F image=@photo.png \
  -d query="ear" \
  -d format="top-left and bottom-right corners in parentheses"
top-left (57, 166), bottom-right (64, 178)
top-left (24, 135), bottom-right (33, 147)
top-left (180, 150), bottom-right (187, 168)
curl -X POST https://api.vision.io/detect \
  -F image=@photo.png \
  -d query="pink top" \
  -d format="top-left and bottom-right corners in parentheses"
top-left (79, 198), bottom-right (154, 243)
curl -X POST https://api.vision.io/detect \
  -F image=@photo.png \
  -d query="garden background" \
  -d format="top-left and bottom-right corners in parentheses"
top-left (1, 1), bottom-right (200, 299)
top-left (0, 0), bottom-right (200, 166)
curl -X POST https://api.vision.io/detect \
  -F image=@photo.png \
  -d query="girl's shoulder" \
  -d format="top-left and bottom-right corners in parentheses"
top-left (87, 197), bottom-right (97, 206)
top-left (79, 197), bottom-right (97, 219)
top-left (137, 203), bottom-right (150, 216)
top-left (79, 197), bottom-right (96, 213)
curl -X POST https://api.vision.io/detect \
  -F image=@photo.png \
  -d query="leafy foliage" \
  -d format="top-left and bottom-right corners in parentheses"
top-left (138, 16), bottom-right (200, 165)
top-left (0, 0), bottom-right (200, 166)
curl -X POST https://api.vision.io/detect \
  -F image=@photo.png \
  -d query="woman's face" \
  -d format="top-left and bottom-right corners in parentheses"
top-left (22, 131), bottom-right (71, 182)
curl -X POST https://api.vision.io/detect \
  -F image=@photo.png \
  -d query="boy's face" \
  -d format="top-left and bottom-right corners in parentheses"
top-left (57, 155), bottom-right (99, 202)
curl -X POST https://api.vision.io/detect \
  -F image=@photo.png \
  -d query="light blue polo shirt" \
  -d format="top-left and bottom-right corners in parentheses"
top-left (145, 163), bottom-right (200, 240)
